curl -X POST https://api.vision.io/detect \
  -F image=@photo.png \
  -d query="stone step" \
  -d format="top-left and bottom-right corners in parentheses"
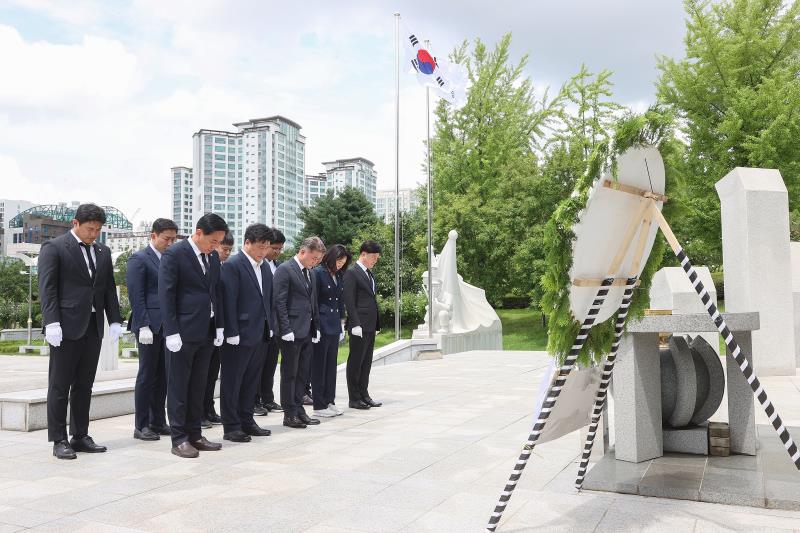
top-left (0, 379), bottom-right (220, 432)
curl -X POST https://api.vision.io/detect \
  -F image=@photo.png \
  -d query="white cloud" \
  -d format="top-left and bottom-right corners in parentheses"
top-left (0, 25), bottom-right (142, 110)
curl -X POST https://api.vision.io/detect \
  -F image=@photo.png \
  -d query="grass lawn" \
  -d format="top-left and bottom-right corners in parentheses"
top-left (497, 308), bottom-right (549, 351)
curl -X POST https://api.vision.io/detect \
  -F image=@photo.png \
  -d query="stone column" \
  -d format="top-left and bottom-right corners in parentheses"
top-left (612, 332), bottom-right (662, 463)
top-left (715, 167), bottom-right (796, 376)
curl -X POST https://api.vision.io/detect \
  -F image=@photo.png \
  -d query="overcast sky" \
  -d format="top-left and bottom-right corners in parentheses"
top-left (0, 0), bottom-right (687, 225)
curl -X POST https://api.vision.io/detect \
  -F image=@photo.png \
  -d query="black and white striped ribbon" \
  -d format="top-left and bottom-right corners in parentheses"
top-left (486, 278), bottom-right (615, 532)
top-left (676, 249), bottom-right (800, 469)
top-left (575, 277), bottom-right (638, 489)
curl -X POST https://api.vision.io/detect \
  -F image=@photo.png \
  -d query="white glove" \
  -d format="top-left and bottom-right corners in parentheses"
top-left (339, 331), bottom-right (345, 342)
top-left (45, 323), bottom-right (63, 347)
top-left (312, 330), bottom-right (321, 344)
top-left (109, 322), bottom-right (122, 342)
top-left (269, 330), bottom-right (273, 338)
top-left (226, 335), bottom-right (240, 345)
top-left (166, 333), bottom-right (182, 352)
top-left (214, 328), bottom-right (224, 347)
top-left (138, 326), bottom-right (154, 345)
top-left (351, 326), bottom-right (363, 338)
top-left (281, 331), bottom-right (295, 342)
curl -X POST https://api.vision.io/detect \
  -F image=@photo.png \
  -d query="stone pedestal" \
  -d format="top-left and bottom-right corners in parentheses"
top-left (612, 312), bottom-right (759, 463)
top-left (650, 266), bottom-right (719, 355)
top-left (716, 168), bottom-right (796, 376)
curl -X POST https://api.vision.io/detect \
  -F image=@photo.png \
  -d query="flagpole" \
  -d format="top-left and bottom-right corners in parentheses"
top-left (393, 12), bottom-right (401, 341)
top-left (424, 39), bottom-right (433, 339)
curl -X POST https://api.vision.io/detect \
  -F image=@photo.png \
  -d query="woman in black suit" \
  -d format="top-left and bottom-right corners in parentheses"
top-left (311, 244), bottom-right (351, 417)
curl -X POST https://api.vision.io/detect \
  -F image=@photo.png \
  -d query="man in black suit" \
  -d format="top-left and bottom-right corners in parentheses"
top-left (201, 231), bottom-right (234, 428)
top-left (254, 227), bottom-right (285, 416)
top-left (39, 203), bottom-right (124, 459)
top-left (273, 236), bottom-right (324, 428)
top-left (128, 218), bottom-right (178, 441)
top-left (220, 224), bottom-right (274, 442)
top-left (159, 213), bottom-right (227, 458)
top-left (343, 240), bottom-right (383, 410)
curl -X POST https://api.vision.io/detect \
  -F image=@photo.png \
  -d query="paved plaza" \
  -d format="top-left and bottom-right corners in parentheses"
top-left (0, 350), bottom-right (799, 532)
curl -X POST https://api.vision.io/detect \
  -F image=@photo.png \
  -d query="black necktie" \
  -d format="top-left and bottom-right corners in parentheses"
top-left (80, 243), bottom-right (96, 280)
top-left (200, 253), bottom-right (209, 276)
top-left (367, 269), bottom-right (375, 293)
top-left (302, 267), bottom-right (311, 290)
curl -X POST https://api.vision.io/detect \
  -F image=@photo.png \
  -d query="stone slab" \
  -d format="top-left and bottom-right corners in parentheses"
top-left (792, 242), bottom-right (800, 368)
top-left (663, 425), bottom-right (708, 455)
top-left (638, 462), bottom-right (703, 501)
top-left (626, 312), bottom-right (759, 333)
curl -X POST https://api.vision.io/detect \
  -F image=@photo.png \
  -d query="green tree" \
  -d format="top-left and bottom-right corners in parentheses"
top-left (0, 257), bottom-right (39, 328)
top-left (297, 187), bottom-right (378, 246)
top-left (657, 0), bottom-right (800, 268)
top-left (429, 33), bottom-right (562, 304)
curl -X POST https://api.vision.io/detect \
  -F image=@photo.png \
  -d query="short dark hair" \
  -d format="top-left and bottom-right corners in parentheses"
top-left (360, 240), bottom-right (382, 254)
top-left (221, 231), bottom-right (234, 246)
top-left (270, 227), bottom-right (286, 244)
top-left (196, 213), bottom-right (228, 235)
top-left (151, 218), bottom-right (178, 234)
top-left (322, 244), bottom-right (352, 272)
top-left (244, 223), bottom-right (271, 244)
top-left (74, 204), bottom-right (107, 225)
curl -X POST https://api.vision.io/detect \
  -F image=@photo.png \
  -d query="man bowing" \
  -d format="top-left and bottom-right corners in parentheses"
top-left (39, 203), bottom-right (124, 459)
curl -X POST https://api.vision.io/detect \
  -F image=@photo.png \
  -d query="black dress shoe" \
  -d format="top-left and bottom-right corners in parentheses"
top-left (223, 430), bottom-right (251, 443)
top-left (134, 427), bottom-right (160, 441)
top-left (192, 436), bottom-right (222, 451)
top-left (171, 441), bottom-right (199, 458)
top-left (283, 416), bottom-right (307, 429)
top-left (363, 397), bottom-right (382, 408)
top-left (264, 402), bottom-right (283, 412)
top-left (302, 394), bottom-right (314, 406)
top-left (53, 440), bottom-right (77, 460)
top-left (297, 412), bottom-right (320, 425)
top-left (349, 400), bottom-right (371, 410)
top-left (243, 425), bottom-right (271, 437)
top-left (207, 412), bottom-right (223, 425)
top-left (70, 436), bottom-right (107, 453)
top-left (152, 425), bottom-right (172, 436)
top-left (253, 404), bottom-right (269, 416)
top-left (200, 419), bottom-right (212, 429)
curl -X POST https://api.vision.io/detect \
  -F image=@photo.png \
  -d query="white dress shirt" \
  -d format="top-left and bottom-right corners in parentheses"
top-left (357, 260), bottom-right (375, 293)
top-left (268, 259), bottom-right (277, 275)
top-left (188, 237), bottom-right (214, 318)
top-left (294, 256), bottom-right (310, 286)
top-left (149, 243), bottom-right (162, 260)
top-left (71, 230), bottom-right (97, 312)
top-left (243, 250), bottom-right (263, 294)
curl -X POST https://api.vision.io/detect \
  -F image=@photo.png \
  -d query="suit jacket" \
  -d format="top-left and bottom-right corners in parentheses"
top-left (343, 264), bottom-right (380, 333)
top-left (126, 246), bottom-right (163, 334)
top-left (222, 251), bottom-right (272, 346)
top-left (314, 265), bottom-right (345, 336)
top-left (38, 232), bottom-right (123, 340)
top-left (158, 238), bottom-right (224, 342)
top-left (272, 258), bottom-right (319, 339)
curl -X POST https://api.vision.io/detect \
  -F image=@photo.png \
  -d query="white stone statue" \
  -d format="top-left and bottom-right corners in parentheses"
top-left (413, 230), bottom-right (501, 345)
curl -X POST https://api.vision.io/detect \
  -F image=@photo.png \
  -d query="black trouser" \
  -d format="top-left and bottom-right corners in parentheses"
top-left (166, 330), bottom-right (214, 447)
top-left (279, 336), bottom-right (312, 418)
top-left (47, 314), bottom-right (101, 442)
top-left (346, 331), bottom-right (376, 402)
top-left (134, 332), bottom-right (167, 431)
top-left (221, 341), bottom-right (267, 433)
top-left (203, 346), bottom-right (221, 416)
top-left (257, 336), bottom-right (279, 404)
top-left (312, 333), bottom-right (339, 410)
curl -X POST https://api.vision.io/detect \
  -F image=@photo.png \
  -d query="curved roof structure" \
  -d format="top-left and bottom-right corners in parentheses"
top-left (9, 204), bottom-right (133, 230)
